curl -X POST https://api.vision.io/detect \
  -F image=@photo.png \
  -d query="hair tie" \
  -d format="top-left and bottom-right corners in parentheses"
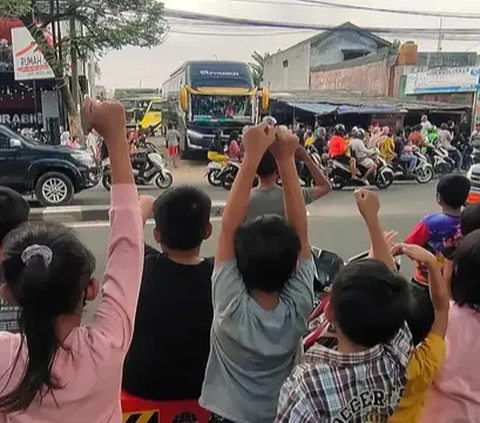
top-left (21, 245), bottom-right (53, 268)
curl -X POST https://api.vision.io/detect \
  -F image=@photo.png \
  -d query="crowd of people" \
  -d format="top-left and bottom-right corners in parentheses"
top-left (0, 99), bottom-right (480, 423)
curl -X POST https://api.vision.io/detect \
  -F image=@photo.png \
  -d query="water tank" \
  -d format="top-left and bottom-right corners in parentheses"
top-left (398, 42), bottom-right (418, 66)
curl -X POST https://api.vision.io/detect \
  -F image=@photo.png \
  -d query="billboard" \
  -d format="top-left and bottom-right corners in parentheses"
top-left (11, 26), bottom-right (54, 81)
top-left (405, 66), bottom-right (480, 95)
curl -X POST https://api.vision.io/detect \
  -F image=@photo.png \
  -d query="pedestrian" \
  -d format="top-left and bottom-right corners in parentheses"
top-left (165, 123), bottom-right (180, 168)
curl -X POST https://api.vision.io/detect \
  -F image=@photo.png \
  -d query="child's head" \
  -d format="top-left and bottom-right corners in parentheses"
top-left (451, 229), bottom-right (480, 312)
top-left (234, 215), bottom-right (301, 293)
top-left (436, 174), bottom-right (471, 210)
top-left (460, 203), bottom-right (480, 236)
top-left (327, 259), bottom-right (409, 348)
top-left (153, 186), bottom-right (212, 253)
top-left (0, 221), bottom-right (96, 412)
top-left (0, 187), bottom-right (30, 250)
top-left (256, 150), bottom-right (278, 180)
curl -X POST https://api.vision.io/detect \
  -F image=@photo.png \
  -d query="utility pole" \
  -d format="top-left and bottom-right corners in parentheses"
top-left (437, 18), bottom-right (444, 52)
top-left (70, 15), bottom-right (80, 107)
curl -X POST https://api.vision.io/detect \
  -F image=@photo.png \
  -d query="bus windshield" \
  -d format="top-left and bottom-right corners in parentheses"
top-left (191, 95), bottom-right (252, 122)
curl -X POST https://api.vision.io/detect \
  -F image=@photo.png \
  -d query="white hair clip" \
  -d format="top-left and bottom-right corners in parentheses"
top-left (21, 245), bottom-right (53, 268)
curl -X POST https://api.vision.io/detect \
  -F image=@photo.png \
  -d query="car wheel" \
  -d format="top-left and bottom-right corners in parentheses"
top-left (35, 171), bottom-right (74, 207)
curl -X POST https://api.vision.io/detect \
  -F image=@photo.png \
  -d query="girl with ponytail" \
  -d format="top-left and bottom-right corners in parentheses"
top-left (0, 98), bottom-right (144, 423)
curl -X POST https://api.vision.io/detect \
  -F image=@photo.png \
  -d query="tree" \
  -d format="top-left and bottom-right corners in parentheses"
top-left (388, 39), bottom-right (402, 55)
top-left (249, 50), bottom-right (270, 87)
top-left (1, 0), bottom-right (168, 139)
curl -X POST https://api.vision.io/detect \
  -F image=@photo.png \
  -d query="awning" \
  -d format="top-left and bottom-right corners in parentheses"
top-left (287, 102), bottom-right (337, 115)
top-left (337, 104), bottom-right (398, 115)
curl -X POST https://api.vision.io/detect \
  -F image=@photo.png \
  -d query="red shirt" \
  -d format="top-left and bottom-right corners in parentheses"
top-left (328, 135), bottom-right (346, 158)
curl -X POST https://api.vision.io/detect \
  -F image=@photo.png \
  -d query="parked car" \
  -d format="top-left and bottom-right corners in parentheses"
top-left (0, 125), bottom-right (100, 207)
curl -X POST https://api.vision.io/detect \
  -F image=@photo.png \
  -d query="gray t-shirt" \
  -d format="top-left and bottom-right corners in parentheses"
top-left (166, 129), bottom-right (180, 147)
top-left (245, 185), bottom-right (315, 222)
top-left (199, 258), bottom-right (315, 423)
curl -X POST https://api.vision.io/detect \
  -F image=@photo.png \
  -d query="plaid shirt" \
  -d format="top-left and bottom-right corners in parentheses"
top-left (275, 324), bottom-right (412, 423)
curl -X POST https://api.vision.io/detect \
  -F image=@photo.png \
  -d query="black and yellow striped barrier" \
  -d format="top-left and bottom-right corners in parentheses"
top-left (122, 410), bottom-right (159, 423)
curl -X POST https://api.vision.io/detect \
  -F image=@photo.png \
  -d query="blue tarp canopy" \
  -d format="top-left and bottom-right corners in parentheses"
top-left (287, 102), bottom-right (337, 115)
top-left (337, 104), bottom-right (397, 115)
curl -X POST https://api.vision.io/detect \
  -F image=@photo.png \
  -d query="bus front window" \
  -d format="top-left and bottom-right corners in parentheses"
top-left (191, 95), bottom-right (252, 121)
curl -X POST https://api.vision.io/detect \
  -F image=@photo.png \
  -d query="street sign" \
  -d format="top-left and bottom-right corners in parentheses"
top-left (11, 26), bottom-right (54, 81)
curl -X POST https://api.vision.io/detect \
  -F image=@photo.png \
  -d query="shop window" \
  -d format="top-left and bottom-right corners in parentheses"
top-left (282, 60), bottom-right (289, 68)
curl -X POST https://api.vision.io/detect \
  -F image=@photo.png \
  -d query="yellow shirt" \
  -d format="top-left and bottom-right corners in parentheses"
top-left (389, 333), bottom-right (445, 423)
top-left (305, 136), bottom-right (314, 147)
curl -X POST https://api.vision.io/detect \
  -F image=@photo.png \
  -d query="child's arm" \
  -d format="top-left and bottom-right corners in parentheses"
top-left (401, 244), bottom-right (450, 338)
top-left (355, 189), bottom-right (396, 270)
top-left (138, 195), bottom-right (155, 228)
top-left (296, 146), bottom-right (332, 202)
top-left (405, 218), bottom-right (430, 246)
top-left (84, 98), bottom-right (144, 351)
top-left (215, 123), bottom-right (276, 265)
top-left (272, 129), bottom-right (310, 258)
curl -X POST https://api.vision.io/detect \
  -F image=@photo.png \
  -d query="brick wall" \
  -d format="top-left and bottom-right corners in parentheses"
top-left (310, 60), bottom-right (389, 96)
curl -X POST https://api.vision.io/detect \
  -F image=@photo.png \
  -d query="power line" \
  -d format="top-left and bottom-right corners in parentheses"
top-left (228, 0), bottom-right (480, 20)
top-left (164, 9), bottom-right (480, 36)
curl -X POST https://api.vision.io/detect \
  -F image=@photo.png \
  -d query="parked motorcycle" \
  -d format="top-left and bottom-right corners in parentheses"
top-left (390, 150), bottom-right (433, 184)
top-left (102, 151), bottom-right (173, 191)
top-left (328, 151), bottom-right (394, 190)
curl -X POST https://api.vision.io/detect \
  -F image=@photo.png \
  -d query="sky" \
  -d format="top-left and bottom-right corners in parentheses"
top-left (98, 0), bottom-right (480, 89)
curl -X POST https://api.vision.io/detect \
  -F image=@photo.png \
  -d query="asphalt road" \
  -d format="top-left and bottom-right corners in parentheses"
top-left (77, 180), bottom-right (436, 321)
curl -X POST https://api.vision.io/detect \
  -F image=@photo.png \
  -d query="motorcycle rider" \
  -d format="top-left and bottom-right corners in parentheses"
top-left (328, 123), bottom-right (358, 180)
top-left (438, 123), bottom-right (462, 172)
top-left (350, 127), bottom-right (377, 184)
top-left (394, 128), bottom-right (418, 175)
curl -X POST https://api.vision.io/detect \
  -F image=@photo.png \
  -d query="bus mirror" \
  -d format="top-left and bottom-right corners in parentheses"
top-left (262, 87), bottom-right (270, 111)
top-left (180, 85), bottom-right (189, 112)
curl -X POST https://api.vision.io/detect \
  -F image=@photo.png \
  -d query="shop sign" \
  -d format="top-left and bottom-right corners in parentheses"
top-left (405, 66), bottom-right (480, 95)
top-left (11, 26), bottom-right (54, 81)
top-left (0, 113), bottom-right (42, 125)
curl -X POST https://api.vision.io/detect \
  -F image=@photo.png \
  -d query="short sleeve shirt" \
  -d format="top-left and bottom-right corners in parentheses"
top-left (246, 185), bottom-right (315, 222)
top-left (388, 333), bottom-right (445, 423)
top-left (166, 129), bottom-right (180, 147)
top-left (200, 258), bottom-right (315, 423)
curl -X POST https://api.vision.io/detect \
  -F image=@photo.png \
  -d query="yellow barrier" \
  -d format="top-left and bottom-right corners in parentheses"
top-left (122, 410), bottom-right (159, 423)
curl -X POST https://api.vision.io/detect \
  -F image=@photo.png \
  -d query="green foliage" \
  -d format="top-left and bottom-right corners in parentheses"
top-left (3, 0), bottom-right (168, 61)
top-left (249, 50), bottom-right (270, 87)
top-left (388, 39), bottom-right (402, 55)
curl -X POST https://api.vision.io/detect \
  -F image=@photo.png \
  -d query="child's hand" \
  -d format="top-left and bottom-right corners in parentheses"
top-left (270, 127), bottom-right (299, 160)
top-left (393, 243), bottom-right (436, 266)
top-left (242, 122), bottom-right (276, 159)
top-left (354, 188), bottom-right (380, 224)
top-left (83, 97), bottom-right (127, 147)
top-left (139, 195), bottom-right (155, 224)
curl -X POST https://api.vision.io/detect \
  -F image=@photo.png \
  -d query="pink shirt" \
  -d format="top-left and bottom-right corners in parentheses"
top-left (0, 184), bottom-right (143, 423)
top-left (420, 303), bottom-right (480, 423)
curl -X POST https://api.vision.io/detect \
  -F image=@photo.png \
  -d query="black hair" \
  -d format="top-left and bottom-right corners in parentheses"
top-left (0, 187), bottom-right (30, 245)
top-left (395, 128), bottom-right (404, 137)
top-left (167, 123), bottom-right (173, 130)
top-left (228, 131), bottom-right (239, 145)
top-left (234, 215), bottom-right (301, 293)
top-left (413, 124), bottom-right (422, 132)
top-left (153, 186), bottom-right (211, 251)
top-left (256, 150), bottom-right (278, 178)
top-left (437, 174), bottom-right (471, 210)
top-left (0, 221), bottom-right (95, 412)
top-left (406, 282), bottom-right (434, 346)
top-left (451, 229), bottom-right (480, 311)
top-left (461, 204), bottom-right (480, 236)
top-left (441, 123), bottom-right (449, 130)
top-left (330, 259), bottom-right (409, 348)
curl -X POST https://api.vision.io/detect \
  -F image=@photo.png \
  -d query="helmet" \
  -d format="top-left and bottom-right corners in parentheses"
top-left (351, 126), bottom-right (360, 138)
top-left (356, 128), bottom-right (366, 140)
top-left (334, 124), bottom-right (346, 136)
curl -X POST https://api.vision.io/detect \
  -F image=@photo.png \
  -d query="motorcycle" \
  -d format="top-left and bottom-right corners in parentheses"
top-left (428, 146), bottom-right (455, 176)
top-left (390, 150), bottom-right (433, 184)
top-left (205, 161), bottom-right (224, 187)
top-left (328, 151), bottom-right (394, 190)
top-left (298, 144), bottom-right (325, 187)
top-left (102, 151), bottom-right (174, 191)
top-left (220, 161), bottom-right (258, 191)
top-left (305, 247), bottom-right (401, 350)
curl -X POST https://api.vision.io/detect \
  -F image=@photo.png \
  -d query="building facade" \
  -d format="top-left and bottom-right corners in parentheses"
top-left (263, 22), bottom-right (391, 92)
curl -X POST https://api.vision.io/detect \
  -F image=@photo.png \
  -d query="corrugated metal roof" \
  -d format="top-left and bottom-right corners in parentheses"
top-left (287, 102), bottom-right (337, 115)
top-left (271, 90), bottom-right (470, 112)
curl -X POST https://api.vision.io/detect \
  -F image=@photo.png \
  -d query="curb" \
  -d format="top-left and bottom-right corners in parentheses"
top-left (31, 201), bottom-right (226, 222)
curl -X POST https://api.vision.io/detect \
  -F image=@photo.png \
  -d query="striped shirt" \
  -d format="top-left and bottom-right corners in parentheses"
top-left (275, 324), bottom-right (412, 423)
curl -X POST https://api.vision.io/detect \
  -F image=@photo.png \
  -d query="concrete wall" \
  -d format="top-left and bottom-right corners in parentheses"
top-left (310, 54), bottom-right (390, 96)
top-left (310, 30), bottom-right (382, 69)
top-left (263, 41), bottom-right (311, 91)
